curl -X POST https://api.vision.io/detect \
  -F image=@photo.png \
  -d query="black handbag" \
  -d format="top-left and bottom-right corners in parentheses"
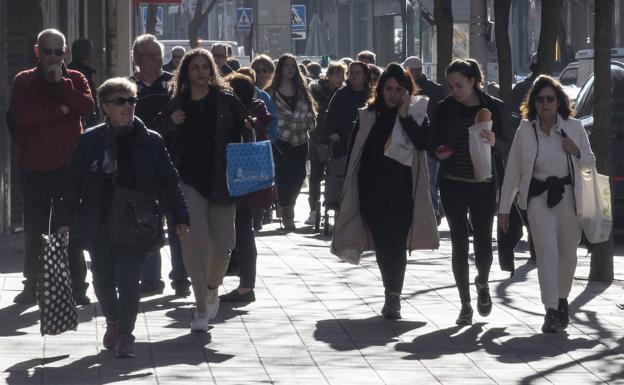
top-left (106, 187), bottom-right (165, 253)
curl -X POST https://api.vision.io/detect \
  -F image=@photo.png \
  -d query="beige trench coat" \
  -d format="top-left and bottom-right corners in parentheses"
top-left (330, 107), bottom-right (440, 264)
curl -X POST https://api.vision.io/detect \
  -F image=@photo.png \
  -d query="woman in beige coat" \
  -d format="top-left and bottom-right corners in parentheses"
top-left (331, 63), bottom-right (439, 319)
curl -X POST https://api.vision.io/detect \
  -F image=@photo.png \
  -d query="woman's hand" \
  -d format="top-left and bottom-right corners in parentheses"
top-left (170, 109), bottom-right (186, 126)
top-left (480, 129), bottom-right (496, 147)
top-left (399, 90), bottom-right (410, 118)
top-left (435, 145), bottom-right (453, 160)
top-left (498, 214), bottom-right (510, 234)
top-left (562, 137), bottom-right (580, 158)
top-left (57, 225), bottom-right (70, 235)
top-left (329, 133), bottom-right (340, 143)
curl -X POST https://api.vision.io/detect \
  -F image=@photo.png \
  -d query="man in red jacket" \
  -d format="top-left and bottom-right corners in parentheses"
top-left (10, 28), bottom-right (94, 304)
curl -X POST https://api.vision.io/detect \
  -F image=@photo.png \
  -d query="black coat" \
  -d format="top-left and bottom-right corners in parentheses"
top-left (310, 78), bottom-right (338, 144)
top-left (431, 88), bottom-right (513, 184)
top-left (57, 118), bottom-right (189, 251)
top-left (322, 83), bottom-right (370, 157)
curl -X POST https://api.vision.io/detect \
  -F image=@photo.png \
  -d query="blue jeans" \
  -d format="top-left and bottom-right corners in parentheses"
top-left (90, 239), bottom-right (147, 336)
top-left (427, 155), bottom-right (440, 213)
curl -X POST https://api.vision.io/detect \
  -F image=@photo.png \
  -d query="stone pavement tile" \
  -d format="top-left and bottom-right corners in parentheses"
top-left (319, 366), bottom-right (385, 385)
top-left (375, 369), bottom-right (440, 385)
top-left (0, 372), bottom-right (42, 385)
top-left (308, 353), bottom-right (370, 367)
top-left (209, 366), bottom-right (270, 382)
top-left (260, 355), bottom-right (317, 367)
top-left (264, 364), bottom-right (324, 380)
top-left (204, 354), bottom-right (264, 368)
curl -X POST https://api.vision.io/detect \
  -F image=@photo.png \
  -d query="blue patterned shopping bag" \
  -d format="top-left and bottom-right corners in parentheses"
top-left (226, 140), bottom-right (275, 197)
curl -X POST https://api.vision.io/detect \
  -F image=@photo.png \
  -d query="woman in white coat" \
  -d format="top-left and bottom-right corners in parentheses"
top-left (498, 75), bottom-right (595, 333)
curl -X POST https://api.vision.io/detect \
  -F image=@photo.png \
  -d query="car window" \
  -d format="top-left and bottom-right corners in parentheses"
top-left (575, 77), bottom-right (594, 118)
top-left (560, 68), bottom-right (578, 86)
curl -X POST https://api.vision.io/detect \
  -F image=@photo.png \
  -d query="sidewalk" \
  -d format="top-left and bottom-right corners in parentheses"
top-left (0, 196), bottom-right (623, 385)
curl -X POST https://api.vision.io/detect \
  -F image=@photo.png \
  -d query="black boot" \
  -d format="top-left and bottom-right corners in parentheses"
top-left (14, 282), bottom-right (37, 304)
top-left (281, 206), bottom-right (296, 232)
top-left (541, 308), bottom-right (559, 333)
top-left (381, 293), bottom-right (401, 319)
top-left (558, 298), bottom-right (569, 329)
top-left (456, 303), bottom-right (473, 325)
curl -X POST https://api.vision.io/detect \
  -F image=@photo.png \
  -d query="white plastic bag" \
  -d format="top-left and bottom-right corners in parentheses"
top-left (468, 121), bottom-right (493, 180)
top-left (581, 168), bottom-right (612, 243)
top-left (384, 96), bottom-right (428, 167)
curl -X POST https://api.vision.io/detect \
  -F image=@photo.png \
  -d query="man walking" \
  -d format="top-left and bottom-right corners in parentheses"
top-left (10, 28), bottom-right (93, 304)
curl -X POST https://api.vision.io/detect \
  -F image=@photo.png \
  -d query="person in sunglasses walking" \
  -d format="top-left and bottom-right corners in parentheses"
top-left (9, 28), bottom-right (93, 305)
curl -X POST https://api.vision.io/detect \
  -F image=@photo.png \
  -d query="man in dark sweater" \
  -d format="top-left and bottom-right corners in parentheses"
top-left (130, 34), bottom-right (190, 296)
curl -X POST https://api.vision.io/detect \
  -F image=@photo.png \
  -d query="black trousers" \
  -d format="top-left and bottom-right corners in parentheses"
top-left (232, 209), bottom-right (258, 289)
top-left (439, 178), bottom-right (495, 304)
top-left (22, 170), bottom-right (88, 292)
top-left (497, 205), bottom-right (536, 272)
top-left (362, 206), bottom-right (412, 295)
top-left (273, 140), bottom-right (308, 207)
top-left (308, 144), bottom-right (327, 211)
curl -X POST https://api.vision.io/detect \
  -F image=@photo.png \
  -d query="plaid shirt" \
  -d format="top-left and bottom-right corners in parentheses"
top-left (270, 90), bottom-right (316, 146)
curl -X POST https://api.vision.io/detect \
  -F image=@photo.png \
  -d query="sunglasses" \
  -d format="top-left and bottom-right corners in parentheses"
top-left (41, 48), bottom-right (65, 57)
top-left (536, 95), bottom-right (556, 103)
top-left (106, 97), bottom-right (137, 106)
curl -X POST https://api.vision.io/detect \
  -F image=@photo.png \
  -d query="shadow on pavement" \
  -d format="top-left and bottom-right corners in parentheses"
top-left (314, 317), bottom-right (426, 351)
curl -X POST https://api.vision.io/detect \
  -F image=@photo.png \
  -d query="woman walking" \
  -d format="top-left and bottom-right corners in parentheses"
top-left (163, 49), bottom-right (252, 332)
top-left (432, 59), bottom-right (511, 325)
top-left (57, 77), bottom-right (189, 357)
top-left (266, 54), bottom-right (316, 231)
top-left (332, 63), bottom-right (438, 319)
top-left (499, 75), bottom-right (595, 333)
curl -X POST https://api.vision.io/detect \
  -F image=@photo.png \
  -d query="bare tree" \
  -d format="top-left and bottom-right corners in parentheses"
top-left (434, 0), bottom-right (453, 87)
top-left (535, 0), bottom-right (562, 75)
top-left (146, 4), bottom-right (158, 35)
top-left (589, 0), bottom-right (614, 282)
top-left (494, 0), bottom-right (512, 107)
top-left (189, 0), bottom-right (218, 49)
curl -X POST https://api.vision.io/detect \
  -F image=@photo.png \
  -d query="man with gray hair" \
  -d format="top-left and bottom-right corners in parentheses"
top-left (130, 34), bottom-right (190, 297)
top-left (9, 28), bottom-right (93, 304)
top-left (162, 46), bottom-right (185, 73)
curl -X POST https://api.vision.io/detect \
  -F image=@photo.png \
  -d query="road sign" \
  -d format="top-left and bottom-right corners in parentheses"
top-left (291, 4), bottom-right (306, 31)
top-left (291, 31), bottom-right (307, 40)
top-left (236, 8), bottom-right (252, 31)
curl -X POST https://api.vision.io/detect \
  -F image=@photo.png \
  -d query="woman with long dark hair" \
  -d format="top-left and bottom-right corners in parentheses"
top-left (163, 48), bottom-right (252, 332)
top-left (432, 59), bottom-right (512, 325)
top-left (266, 54), bottom-right (317, 231)
top-left (499, 75), bottom-right (595, 333)
top-left (332, 63), bottom-right (438, 319)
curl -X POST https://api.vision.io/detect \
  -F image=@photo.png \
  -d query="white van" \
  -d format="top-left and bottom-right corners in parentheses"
top-left (159, 39), bottom-right (250, 67)
top-left (573, 48), bottom-right (624, 87)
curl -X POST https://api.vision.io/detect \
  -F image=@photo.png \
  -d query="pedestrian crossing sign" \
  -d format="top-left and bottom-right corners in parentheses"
top-left (236, 8), bottom-right (252, 30)
top-left (291, 4), bottom-right (306, 31)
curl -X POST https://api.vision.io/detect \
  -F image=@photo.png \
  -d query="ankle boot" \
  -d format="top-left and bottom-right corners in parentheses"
top-left (558, 298), bottom-right (569, 329)
top-left (381, 293), bottom-right (401, 319)
top-left (541, 308), bottom-right (559, 333)
top-left (281, 206), bottom-right (296, 231)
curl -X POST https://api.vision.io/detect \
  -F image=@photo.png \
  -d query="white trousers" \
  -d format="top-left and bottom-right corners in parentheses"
top-left (180, 183), bottom-right (236, 312)
top-left (527, 186), bottom-right (581, 310)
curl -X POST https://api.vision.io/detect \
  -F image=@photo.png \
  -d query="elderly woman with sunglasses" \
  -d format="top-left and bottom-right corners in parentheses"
top-left (57, 77), bottom-right (189, 358)
top-left (498, 75), bottom-right (595, 333)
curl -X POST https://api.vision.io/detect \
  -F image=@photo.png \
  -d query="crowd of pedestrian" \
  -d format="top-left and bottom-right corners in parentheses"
top-left (8, 28), bottom-right (596, 358)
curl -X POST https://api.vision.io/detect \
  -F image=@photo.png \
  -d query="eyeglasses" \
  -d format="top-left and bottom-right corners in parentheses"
top-left (536, 95), bottom-right (556, 104)
top-left (41, 48), bottom-right (65, 57)
top-left (106, 97), bottom-right (137, 106)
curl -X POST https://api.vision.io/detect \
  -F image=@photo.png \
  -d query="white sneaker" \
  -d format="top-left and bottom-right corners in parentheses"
top-left (304, 211), bottom-right (316, 225)
top-left (205, 288), bottom-right (220, 320)
top-left (190, 310), bottom-right (209, 332)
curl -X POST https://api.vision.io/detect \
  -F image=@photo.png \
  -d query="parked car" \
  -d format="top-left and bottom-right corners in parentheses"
top-left (574, 62), bottom-right (624, 237)
top-left (559, 62), bottom-right (581, 102)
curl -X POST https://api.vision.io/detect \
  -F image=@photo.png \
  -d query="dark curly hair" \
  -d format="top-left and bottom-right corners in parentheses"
top-left (170, 48), bottom-right (228, 98)
top-left (520, 75), bottom-right (573, 121)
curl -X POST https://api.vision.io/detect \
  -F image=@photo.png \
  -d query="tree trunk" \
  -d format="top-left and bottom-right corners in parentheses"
top-left (494, 0), bottom-right (512, 108)
top-left (434, 0), bottom-right (453, 87)
top-left (146, 4), bottom-right (158, 35)
top-left (188, 0), bottom-right (218, 49)
top-left (589, 0), bottom-right (614, 282)
top-left (535, 0), bottom-right (562, 75)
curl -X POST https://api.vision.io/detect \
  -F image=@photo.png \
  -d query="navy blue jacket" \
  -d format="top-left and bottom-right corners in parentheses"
top-left (57, 118), bottom-right (189, 251)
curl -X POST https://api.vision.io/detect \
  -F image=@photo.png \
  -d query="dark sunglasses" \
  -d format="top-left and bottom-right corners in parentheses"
top-left (536, 95), bottom-right (556, 103)
top-left (41, 48), bottom-right (65, 57)
top-left (106, 97), bottom-right (137, 106)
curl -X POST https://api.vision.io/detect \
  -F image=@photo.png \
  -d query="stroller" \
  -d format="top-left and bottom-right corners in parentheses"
top-left (314, 154), bottom-right (348, 235)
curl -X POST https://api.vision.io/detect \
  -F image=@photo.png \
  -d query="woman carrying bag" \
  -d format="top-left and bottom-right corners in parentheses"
top-left (499, 75), bottom-right (595, 333)
top-left (57, 77), bottom-right (189, 358)
top-left (331, 63), bottom-right (438, 320)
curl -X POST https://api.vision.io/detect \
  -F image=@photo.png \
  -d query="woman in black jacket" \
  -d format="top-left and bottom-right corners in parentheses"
top-left (164, 48), bottom-right (252, 333)
top-left (57, 77), bottom-right (189, 358)
top-left (432, 59), bottom-right (511, 325)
